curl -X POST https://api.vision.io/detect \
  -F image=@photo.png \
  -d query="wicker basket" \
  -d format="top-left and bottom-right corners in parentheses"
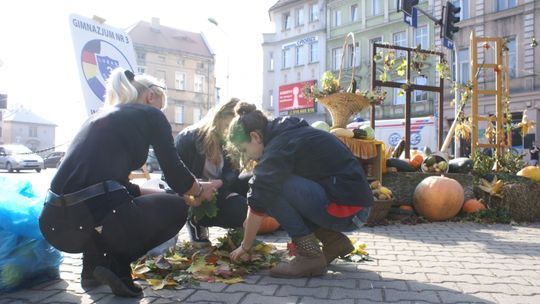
top-left (320, 32), bottom-right (371, 128)
top-left (366, 198), bottom-right (394, 225)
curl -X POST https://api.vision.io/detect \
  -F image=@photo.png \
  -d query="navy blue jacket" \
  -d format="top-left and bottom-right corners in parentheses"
top-left (248, 116), bottom-right (373, 214)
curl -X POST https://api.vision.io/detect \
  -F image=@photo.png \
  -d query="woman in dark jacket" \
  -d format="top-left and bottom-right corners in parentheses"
top-left (226, 102), bottom-right (373, 278)
top-left (169, 98), bottom-right (248, 246)
top-left (39, 68), bottom-right (221, 297)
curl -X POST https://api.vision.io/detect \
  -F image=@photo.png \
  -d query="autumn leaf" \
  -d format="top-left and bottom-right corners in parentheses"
top-left (216, 277), bottom-right (245, 284)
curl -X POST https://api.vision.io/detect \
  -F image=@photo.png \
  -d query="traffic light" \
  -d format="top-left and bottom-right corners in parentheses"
top-left (400, 0), bottom-right (419, 16)
top-left (442, 1), bottom-right (461, 41)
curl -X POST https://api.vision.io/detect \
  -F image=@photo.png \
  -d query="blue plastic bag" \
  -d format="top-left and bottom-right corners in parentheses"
top-left (0, 177), bottom-right (63, 293)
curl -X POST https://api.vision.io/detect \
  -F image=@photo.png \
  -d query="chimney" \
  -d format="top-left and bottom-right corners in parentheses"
top-left (151, 17), bottom-right (161, 32)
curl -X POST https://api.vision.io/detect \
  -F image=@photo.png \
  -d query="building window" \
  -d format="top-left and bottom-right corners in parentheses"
top-left (28, 126), bottom-right (37, 137)
top-left (282, 48), bottom-right (292, 68)
top-left (158, 56), bottom-right (166, 62)
top-left (415, 25), bottom-right (428, 49)
top-left (506, 37), bottom-right (516, 78)
top-left (332, 47), bottom-right (343, 70)
top-left (193, 108), bottom-right (202, 122)
top-left (393, 31), bottom-right (407, 58)
top-left (175, 72), bottom-right (186, 90)
top-left (137, 66), bottom-right (146, 74)
top-left (296, 7), bottom-right (304, 26)
top-left (414, 76), bottom-right (428, 102)
top-left (155, 70), bottom-right (166, 83)
top-left (334, 9), bottom-right (342, 27)
top-left (393, 87), bottom-right (405, 105)
top-left (372, 0), bottom-right (381, 16)
top-left (283, 12), bottom-right (292, 30)
top-left (194, 75), bottom-right (205, 93)
top-left (347, 42), bottom-right (360, 67)
top-left (296, 45), bottom-right (304, 66)
top-left (309, 42), bottom-right (319, 63)
top-left (452, 0), bottom-right (469, 20)
top-left (269, 52), bottom-right (274, 71)
top-left (269, 90), bottom-right (274, 108)
top-left (175, 106), bottom-right (184, 124)
top-left (309, 3), bottom-right (319, 22)
top-left (351, 4), bottom-right (359, 22)
top-left (496, 0), bottom-right (516, 12)
top-left (453, 48), bottom-right (470, 83)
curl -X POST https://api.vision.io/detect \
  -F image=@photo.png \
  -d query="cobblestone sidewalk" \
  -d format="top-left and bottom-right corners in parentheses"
top-left (1, 222), bottom-right (540, 304)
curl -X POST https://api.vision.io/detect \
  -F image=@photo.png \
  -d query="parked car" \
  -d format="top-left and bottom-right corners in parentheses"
top-left (43, 151), bottom-right (65, 168)
top-left (145, 148), bottom-right (161, 173)
top-left (0, 144), bottom-right (44, 173)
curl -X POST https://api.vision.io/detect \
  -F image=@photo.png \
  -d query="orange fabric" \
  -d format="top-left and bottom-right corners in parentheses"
top-left (326, 202), bottom-right (363, 218)
top-left (248, 206), bottom-right (266, 216)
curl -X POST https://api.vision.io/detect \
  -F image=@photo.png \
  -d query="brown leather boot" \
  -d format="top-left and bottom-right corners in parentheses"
top-left (313, 227), bottom-right (354, 265)
top-left (270, 234), bottom-right (327, 278)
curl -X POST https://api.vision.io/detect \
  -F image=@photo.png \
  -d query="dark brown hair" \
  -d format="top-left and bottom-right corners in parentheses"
top-left (227, 102), bottom-right (268, 145)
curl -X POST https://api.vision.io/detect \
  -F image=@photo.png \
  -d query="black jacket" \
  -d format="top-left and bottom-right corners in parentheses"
top-left (51, 104), bottom-right (195, 196)
top-left (248, 116), bottom-right (373, 213)
top-left (172, 127), bottom-right (240, 196)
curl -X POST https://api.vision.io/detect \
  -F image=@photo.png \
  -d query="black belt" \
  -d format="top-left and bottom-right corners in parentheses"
top-left (45, 180), bottom-right (126, 207)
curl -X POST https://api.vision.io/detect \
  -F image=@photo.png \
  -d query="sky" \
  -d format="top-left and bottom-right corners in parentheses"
top-left (0, 0), bottom-right (276, 147)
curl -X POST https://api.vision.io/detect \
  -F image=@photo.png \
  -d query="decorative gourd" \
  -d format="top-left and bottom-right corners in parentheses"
top-left (462, 199), bottom-right (486, 214)
top-left (257, 216), bottom-right (280, 235)
top-left (409, 154), bottom-right (423, 170)
top-left (399, 204), bottom-right (414, 212)
top-left (448, 157), bottom-right (473, 174)
top-left (413, 176), bottom-right (464, 221)
top-left (517, 166), bottom-right (540, 182)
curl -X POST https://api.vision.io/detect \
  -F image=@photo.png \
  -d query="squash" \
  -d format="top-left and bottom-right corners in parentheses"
top-left (462, 199), bottom-right (486, 214)
top-left (386, 158), bottom-right (416, 172)
top-left (330, 128), bottom-right (354, 138)
top-left (449, 157), bottom-right (473, 174)
top-left (516, 166), bottom-right (540, 182)
top-left (409, 154), bottom-right (423, 170)
top-left (399, 204), bottom-right (414, 211)
top-left (413, 176), bottom-right (464, 221)
top-left (392, 139), bottom-right (406, 158)
top-left (257, 216), bottom-right (280, 235)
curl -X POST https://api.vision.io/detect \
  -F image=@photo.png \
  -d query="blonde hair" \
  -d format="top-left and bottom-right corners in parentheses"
top-left (104, 68), bottom-right (167, 109)
top-left (192, 98), bottom-right (240, 165)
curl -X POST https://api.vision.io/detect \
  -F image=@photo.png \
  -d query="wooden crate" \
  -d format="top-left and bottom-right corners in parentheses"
top-left (337, 137), bottom-right (385, 182)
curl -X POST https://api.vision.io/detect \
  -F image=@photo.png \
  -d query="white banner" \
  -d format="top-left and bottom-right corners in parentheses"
top-left (69, 14), bottom-right (138, 116)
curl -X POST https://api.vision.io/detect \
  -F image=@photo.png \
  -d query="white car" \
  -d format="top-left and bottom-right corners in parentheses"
top-left (0, 144), bottom-right (44, 173)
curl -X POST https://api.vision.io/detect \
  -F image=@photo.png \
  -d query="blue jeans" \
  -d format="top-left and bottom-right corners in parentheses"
top-left (266, 175), bottom-right (371, 238)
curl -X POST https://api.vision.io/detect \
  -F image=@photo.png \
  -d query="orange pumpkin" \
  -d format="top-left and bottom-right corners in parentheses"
top-left (399, 204), bottom-right (414, 211)
top-left (409, 154), bottom-right (423, 170)
top-left (413, 176), bottom-right (464, 221)
top-left (462, 199), bottom-right (486, 214)
top-left (257, 216), bottom-right (280, 235)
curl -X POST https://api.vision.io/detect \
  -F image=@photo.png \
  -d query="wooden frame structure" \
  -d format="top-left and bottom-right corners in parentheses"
top-left (470, 32), bottom-right (511, 161)
top-left (371, 43), bottom-right (445, 159)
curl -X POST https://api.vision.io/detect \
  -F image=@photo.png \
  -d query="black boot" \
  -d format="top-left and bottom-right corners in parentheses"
top-left (81, 253), bottom-right (106, 288)
top-left (187, 218), bottom-right (211, 247)
top-left (93, 266), bottom-right (142, 297)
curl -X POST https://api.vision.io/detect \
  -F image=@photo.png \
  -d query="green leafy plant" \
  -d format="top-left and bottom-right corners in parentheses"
top-left (189, 193), bottom-right (218, 222)
top-left (463, 207), bottom-right (511, 224)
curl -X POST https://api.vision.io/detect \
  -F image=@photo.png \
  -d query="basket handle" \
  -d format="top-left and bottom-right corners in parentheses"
top-left (337, 32), bottom-right (356, 90)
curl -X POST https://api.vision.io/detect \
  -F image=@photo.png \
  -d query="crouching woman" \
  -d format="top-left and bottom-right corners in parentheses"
top-left (227, 102), bottom-right (373, 278)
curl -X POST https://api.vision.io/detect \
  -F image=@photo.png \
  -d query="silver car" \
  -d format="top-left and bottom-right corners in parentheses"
top-left (0, 144), bottom-right (44, 173)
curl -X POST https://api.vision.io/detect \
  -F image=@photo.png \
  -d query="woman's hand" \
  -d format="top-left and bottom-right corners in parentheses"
top-left (199, 179), bottom-right (223, 202)
top-left (229, 244), bottom-right (252, 263)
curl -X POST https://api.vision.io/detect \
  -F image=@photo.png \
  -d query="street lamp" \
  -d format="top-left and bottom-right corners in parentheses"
top-left (207, 17), bottom-right (230, 101)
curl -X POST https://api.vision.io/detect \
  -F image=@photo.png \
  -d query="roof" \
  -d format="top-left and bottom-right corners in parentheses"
top-left (2, 109), bottom-right (57, 126)
top-left (269, 0), bottom-right (302, 11)
top-left (128, 20), bottom-right (213, 58)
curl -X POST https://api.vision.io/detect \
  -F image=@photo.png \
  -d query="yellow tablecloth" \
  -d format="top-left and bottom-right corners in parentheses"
top-left (337, 137), bottom-right (383, 160)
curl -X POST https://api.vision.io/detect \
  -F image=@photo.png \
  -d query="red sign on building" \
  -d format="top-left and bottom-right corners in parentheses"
top-left (278, 80), bottom-right (315, 113)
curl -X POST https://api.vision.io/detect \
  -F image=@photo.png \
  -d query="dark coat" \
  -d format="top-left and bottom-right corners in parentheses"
top-left (247, 116), bottom-right (373, 213)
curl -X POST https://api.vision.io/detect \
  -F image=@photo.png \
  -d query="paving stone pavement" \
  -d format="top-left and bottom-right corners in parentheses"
top-left (1, 222), bottom-right (540, 304)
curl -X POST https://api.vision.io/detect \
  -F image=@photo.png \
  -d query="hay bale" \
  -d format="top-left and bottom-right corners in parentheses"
top-left (475, 181), bottom-right (540, 222)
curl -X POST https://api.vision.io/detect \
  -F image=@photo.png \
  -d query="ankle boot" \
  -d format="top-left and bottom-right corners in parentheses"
top-left (81, 253), bottom-right (107, 288)
top-left (313, 227), bottom-right (354, 265)
top-left (93, 266), bottom-right (142, 297)
top-left (270, 234), bottom-right (327, 278)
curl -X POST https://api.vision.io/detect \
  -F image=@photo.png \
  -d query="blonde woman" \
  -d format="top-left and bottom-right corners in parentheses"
top-left (39, 68), bottom-right (221, 297)
top-left (170, 98), bottom-right (248, 246)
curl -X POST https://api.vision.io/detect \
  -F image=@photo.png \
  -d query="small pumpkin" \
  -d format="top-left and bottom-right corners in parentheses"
top-left (399, 204), bottom-right (414, 211)
top-left (516, 166), bottom-right (540, 182)
top-left (257, 216), bottom-right (280, 235)
top-left (462, 199), bottom-right (486, 214)
top-left (413, 176), bottom-right (464, 221)
top-left (409, 154), bottom-right (423, 170)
